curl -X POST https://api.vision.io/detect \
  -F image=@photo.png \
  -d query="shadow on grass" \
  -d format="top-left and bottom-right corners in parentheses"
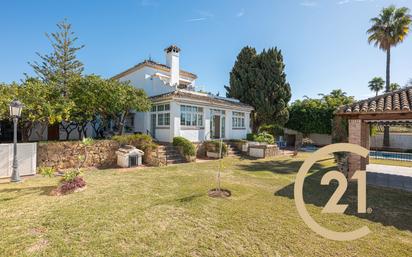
top-left (0, 186), bottom-right (55, 202)
top-left (236, 158), bottom-right (333, 175)
top-left (275, 168), bottom-right (412, 232)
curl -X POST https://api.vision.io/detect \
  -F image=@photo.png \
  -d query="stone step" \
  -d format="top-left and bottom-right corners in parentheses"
top-left (167, 159), bottom-right (187, 164)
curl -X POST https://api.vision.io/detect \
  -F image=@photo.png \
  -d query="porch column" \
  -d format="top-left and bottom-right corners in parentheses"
top-left (204, 107), bottom-right (211, 140)
top-left (348, 119), bottom-right (369, 178)
top-left (170, 102), bottom-right (180, 141)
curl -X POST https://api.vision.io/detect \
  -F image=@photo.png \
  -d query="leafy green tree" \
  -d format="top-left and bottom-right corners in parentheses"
top-left (367, 6), bottom-right (411, 147)
top-left (100, 80), bottom-right (151, 135)
top-left (29, 19), bottom-right (84, 95)
top-left (0, 83), bottom-right (18, 120)
top-left (368, 77), bottom-right (385, 96)
top-left (17, 78), bottom-right (71, 141)
top-left (286, 90), bottom-right (355, 135)
top-left (226, 46), bottom-right (291, 132)
top-left (64, 75), bottom-right (99, 139)
top-left (389, 82), bottom-right (401, 91)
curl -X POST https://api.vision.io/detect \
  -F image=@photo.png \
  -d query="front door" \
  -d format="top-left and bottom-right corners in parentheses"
top-left (213, 115), bottom-right (221, 139)
top-left (48, 124), bottom-right (59, 141)
top-left (150, 114), bottom-right (156, 138)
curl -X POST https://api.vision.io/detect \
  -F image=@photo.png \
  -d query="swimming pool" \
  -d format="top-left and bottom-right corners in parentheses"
top-left (369, 151), bottom-right (412, 162)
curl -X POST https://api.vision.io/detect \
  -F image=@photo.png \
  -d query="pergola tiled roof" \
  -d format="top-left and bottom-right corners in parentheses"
top-left (338, 87), bottom-right (412, 114)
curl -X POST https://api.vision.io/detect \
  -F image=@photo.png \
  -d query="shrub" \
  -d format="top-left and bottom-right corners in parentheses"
top-left (173, 137), bottom-right (196, 156)
top-left (259, 124), bottom-right (284, 138)
top-left (59, 176), bottom-right (86, 194)
top-left (246, 133), bottom-right (255, 141)
top-left (38, 166), bottom-right (55, 178)
top-left (112, 134), bottom-right (157, 151)
top-left (205, 140), bottom-right (228, 156)
top-left (62, 169), bottom-right (82, 183)
top-left (246, 132), bottom-right (275, 144)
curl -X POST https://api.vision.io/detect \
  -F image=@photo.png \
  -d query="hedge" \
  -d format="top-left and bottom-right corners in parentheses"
top-left (173, 137), bottom-right (196, 156)
top-left (246, 132), bottom-right (275, 144)
top-left (112, 134), bottom-right (157, 152)
top-left (205, 140), bottom-right (228, 155)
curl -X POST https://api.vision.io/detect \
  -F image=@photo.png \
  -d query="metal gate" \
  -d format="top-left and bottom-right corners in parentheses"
top-left (0, 143), bottom-right (37, 178)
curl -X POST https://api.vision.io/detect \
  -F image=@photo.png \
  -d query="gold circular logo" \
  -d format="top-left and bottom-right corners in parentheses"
top-left (294, 143), bottom-right (371, 241)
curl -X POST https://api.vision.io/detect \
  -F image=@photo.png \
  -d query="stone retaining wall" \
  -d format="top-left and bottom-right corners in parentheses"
top-left (37, 140), bottom-right (120, 170)
top-left (37, 140), bottom-right (162, 170)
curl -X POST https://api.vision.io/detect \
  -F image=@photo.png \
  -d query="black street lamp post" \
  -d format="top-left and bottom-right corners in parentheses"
top-left (9, 100), bottom-right (24, 183)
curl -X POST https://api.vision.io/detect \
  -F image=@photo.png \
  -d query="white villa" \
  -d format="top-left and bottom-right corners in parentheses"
top-left (113, 45), bottom-right (253, 143)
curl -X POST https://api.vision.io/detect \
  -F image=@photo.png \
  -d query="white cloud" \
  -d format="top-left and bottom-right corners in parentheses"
top-left (300, 1), bottom-right (318, 7)
top-left (338, 0), bottom-right (374, 5)
top-left (185, 17), bottom-right (208, 22)
top-left (237, 8), bottom-right (245, 17)
top-left (185, 10), bottom-right (214, 22)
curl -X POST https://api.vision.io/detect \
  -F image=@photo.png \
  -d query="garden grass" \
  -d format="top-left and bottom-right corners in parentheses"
top-left (0, 153), bottom-right (411, 256)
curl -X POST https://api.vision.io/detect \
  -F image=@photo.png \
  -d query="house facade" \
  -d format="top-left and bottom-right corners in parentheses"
top-left (112, 45), bottom-right (253, 143)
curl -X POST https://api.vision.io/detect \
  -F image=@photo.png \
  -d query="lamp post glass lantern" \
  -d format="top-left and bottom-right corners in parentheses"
top-left (9, 100), bottom-right (23, 182)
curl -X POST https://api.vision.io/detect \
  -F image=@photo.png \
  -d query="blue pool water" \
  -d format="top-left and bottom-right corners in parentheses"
top-left (370, 151), bottom-right (412, 162)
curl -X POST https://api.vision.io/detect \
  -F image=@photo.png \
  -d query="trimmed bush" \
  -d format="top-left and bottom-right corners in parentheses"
top-left (173, 137), bottom-right (196, 156)
top-left (205, 140), bottom-right (228, 156)
top-left (246, 133), bottom-right (255, 141)
top-left (246, 132), bottom-right (275, 144)
top-left (112, 134), bottom-right (157, 152)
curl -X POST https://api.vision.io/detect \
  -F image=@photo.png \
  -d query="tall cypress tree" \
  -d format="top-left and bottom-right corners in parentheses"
top-left (226, 46), bottom-right (291, 132)
top-left (29, 19), bottom-right (84, 95)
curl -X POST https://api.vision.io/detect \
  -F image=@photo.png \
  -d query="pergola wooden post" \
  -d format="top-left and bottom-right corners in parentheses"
top-left (337, 87), bottom-right (412, 178)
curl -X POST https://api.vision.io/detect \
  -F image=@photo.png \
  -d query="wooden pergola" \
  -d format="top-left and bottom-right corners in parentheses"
top-left (336, 86), bottom-right (412, 177)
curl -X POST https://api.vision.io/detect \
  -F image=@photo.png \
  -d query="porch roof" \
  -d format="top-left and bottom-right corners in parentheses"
top-left (150, 90), bottom-right (254, 111)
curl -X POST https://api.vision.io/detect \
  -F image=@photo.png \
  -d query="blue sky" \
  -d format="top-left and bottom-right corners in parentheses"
top-left (1, 0), bottom-right (412, 101)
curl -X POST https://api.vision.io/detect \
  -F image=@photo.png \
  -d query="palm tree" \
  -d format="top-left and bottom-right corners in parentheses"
top-left (368, 77), bottom-right (385, 96)
top-left (367, 5), bottom-right (411, 147)
top-left (389, 82), bottom-right (401, 91)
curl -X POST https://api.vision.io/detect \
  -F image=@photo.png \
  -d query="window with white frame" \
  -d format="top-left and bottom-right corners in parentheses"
top-left (151, 103), bottom-right (170, 126)
top-left (232, 111), bottom-right (245, 128)
top-left (180, 105), bottom-right (203, 127)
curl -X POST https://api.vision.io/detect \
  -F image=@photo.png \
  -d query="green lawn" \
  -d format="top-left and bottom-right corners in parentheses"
top-left (0, 154), bottom-right (411, 256)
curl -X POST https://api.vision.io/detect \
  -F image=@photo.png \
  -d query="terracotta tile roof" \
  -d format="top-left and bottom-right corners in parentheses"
top-left (338, 86), bottom-right (412, 114)
top-left (150, 90), bottom-right (254, 110)
top-left (112, 59), bottom-right (197, 80)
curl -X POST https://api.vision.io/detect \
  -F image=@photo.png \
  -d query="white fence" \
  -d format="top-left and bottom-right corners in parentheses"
top-left (371, 133), bottom-right (412, 150)
top-left (0, 143), bottom-right (37, 178)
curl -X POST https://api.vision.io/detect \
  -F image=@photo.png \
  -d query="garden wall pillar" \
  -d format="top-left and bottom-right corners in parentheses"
top-left (348, 119), bottom-right (369, 178)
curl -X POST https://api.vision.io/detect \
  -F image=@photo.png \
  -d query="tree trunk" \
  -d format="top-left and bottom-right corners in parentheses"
top-left (252, 111), bottom-right (260, 133)
top-left (383, 48), bottom-right (391, 147)
top-left (385, 48), bottom-right (390, 92)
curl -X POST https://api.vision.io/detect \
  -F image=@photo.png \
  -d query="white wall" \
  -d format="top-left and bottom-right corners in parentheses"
top-left (134, 112), bottom-right (146, 133)
top-left (179, 129), bottom-right (206, 142)
top-left (155, 128), bottom-right (171, 142)
top-left (371, 133), bottom-right (412, 150)
top-left (119, 66), bottom-right (195, 97)
top-left (119, 66), bottom-right (175, 97)
top-left (0, 143), bottom-right (37, 178)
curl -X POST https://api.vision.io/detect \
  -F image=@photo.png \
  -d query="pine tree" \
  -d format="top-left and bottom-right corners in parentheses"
top-left (226, 46), bottom-right (291, 132)
top-left (29, 19), bottom-right (84, 95)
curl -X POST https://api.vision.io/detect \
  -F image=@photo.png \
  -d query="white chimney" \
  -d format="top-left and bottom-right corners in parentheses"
top-left (164, 45), bottom-right (180, 86)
